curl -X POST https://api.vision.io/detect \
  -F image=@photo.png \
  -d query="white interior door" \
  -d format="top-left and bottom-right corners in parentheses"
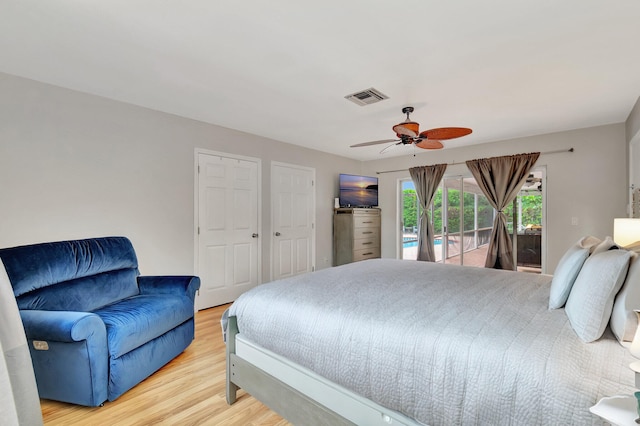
top-left (196, 152), bottom-right (260, 309)
top-left (271, 162), bottom-right (315, 281)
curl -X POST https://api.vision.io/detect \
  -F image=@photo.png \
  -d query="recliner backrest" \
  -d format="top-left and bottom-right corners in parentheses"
top-left (0, 237), bottom-right (140, 312)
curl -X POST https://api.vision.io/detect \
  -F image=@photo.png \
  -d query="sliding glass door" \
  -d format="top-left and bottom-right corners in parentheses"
top-left (401, 176), bottom-right (494, 267)
top-left (401, 169), bottom-right (545, 271)
top-left (503, 169), bottom-right (545, 272)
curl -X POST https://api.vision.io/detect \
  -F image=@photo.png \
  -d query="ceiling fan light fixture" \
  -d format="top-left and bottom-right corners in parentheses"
top-left (392, 121), bottom-right (419, 138)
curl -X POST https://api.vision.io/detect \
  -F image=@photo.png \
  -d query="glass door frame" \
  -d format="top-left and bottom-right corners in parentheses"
top-left (512, 166), bottom-right (547, 273)
top-left (398, 168), bottom-right (546, 272)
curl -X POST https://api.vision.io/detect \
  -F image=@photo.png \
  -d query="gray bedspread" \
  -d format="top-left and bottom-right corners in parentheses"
top-left (229, 258), bottom-right (635, 425)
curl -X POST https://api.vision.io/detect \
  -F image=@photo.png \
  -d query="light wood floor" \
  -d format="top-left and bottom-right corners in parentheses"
top-left (40, 304), bottom-right (291, 426)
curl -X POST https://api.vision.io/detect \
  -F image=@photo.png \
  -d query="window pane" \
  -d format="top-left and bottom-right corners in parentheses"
top-left (463, 191), bottom-right (475, 232)
top-left (503, 202), bottom-right (514, 234)
top-left (444, 179), bottom-right (461, 262)
top-left (401, 180), bottom-right (418, 260)
top-left (432, 187), bottom-right (443, 262)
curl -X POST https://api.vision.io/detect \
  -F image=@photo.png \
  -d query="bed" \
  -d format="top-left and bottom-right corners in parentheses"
top-left (225, 252), bottom-right (638, 425)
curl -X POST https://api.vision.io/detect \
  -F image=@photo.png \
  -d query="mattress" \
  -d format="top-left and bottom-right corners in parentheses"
top-left (229, 258), bottom-right (636, 425)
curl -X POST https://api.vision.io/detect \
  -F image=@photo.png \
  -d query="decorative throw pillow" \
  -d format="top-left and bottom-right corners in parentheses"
top-left (592, 236), bottom-right (618, 255)
top-left (565, 249), bottom-right (633, 343)
top-left (610, 252), bottom-right (640, 342)
top-left (548, 236), bottom-right (601, 309)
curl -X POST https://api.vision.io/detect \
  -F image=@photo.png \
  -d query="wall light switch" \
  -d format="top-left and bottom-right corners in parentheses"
top-left (571, 217), bottom-right (579, 226)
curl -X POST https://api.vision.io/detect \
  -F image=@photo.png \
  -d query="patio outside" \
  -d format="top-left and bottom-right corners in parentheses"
top-left (402, 173), bottom-right (543, 273)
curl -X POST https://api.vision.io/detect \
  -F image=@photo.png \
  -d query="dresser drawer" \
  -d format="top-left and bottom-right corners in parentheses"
top-left (354, 216), bottom-right (380, 228)
top-left (353, 237), bottom-right (379, 250)
top-left (353, 247), bottom-right (381, 261)
top-left (353, 227), bottom-right (379, 240)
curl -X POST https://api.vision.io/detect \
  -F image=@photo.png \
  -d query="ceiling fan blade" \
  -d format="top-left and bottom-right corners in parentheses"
top-left (420, 127), bottom-right (472, 140)
top-left (415, 139), bottom-right (444, 150)
top-left (380, 142), bottom-right (402, 154)
top-left (350, 139), bottom-right (399, 148)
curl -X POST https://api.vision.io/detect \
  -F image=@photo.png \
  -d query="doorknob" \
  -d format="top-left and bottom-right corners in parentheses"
top-left (252, 233), bottom-right (259, 238)
top-left (275, 232), bottom-right (281, 236)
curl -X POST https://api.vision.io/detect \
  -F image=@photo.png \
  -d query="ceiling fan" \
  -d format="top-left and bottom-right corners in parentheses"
top-left (523, 173), bottom-right (542, 191)
top-left (350, 106), bottom-right (472, 153)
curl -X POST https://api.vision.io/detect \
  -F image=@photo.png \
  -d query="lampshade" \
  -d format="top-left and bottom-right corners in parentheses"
top-left (614, 218), bottom-right (640, 247)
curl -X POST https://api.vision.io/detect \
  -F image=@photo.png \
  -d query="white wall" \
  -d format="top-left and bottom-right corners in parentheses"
top-left (362, 124), bottom-right (628, 273)
top-left (626, 96), bottom-right (640, 215)
top-left (626, 96), bottom-right (640, 144)
top-left (0, 71), bottom-right (631, 279)
top-left (0, 72), bottom-right (362, 281)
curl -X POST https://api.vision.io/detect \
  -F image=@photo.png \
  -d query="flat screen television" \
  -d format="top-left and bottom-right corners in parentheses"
top-left (339, 173), bottom-right (378, 208)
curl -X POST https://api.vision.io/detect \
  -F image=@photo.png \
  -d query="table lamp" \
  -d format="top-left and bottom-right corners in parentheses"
top-left (614, 218), bottom-right (640, 249)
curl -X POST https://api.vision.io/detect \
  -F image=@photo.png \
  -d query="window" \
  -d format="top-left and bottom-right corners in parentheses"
top-left (400, 169), bottom-right (545, 272)
top-left (401, 176), bottom-right (492, 266)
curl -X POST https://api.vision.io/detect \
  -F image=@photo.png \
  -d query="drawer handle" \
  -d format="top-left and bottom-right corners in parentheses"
top-left (362, 242), bottom-right (373, 245)
top-left (362, 231), bottom-right (373, 234)
top-left (362, 221), bottom-right (373, 224)
top-left (362, 252), bottom-right (373, 256)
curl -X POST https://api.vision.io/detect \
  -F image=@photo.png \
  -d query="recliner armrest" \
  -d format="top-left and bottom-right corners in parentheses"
top-left (20, 310), bottom-right (106, 343)
top-left (137, 275), bottom-right (201, 301)
top-left (19, 310), bottom-right (109, 406)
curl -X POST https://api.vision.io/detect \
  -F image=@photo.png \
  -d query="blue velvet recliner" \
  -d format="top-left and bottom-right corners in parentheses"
top-left (0, 236), bottom-right (200, 407)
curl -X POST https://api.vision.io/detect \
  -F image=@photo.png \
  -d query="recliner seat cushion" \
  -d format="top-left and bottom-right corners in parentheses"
top-left (94, 294), bottom-right (195, 358)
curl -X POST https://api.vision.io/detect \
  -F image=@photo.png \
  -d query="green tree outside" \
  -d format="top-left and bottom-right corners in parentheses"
top-left (402, 188), bottom-right (540, 234)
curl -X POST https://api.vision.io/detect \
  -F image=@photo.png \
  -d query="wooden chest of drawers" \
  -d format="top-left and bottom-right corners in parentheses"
top-left (333, 208), bottom-right (381, 266)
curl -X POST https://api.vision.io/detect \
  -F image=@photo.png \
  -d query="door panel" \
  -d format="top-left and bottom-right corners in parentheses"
top-left (444, 178), bottom-right (462, 263)
top-left (197, 153), bottom-right (259, 309)
top-left (272, 163), bottom-right (315, 281)
top-left (296, 238), bottom-right (309, 273)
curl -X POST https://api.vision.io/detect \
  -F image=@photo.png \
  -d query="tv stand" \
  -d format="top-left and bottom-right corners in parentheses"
top-left (333, 208), bottom-right (381, 266)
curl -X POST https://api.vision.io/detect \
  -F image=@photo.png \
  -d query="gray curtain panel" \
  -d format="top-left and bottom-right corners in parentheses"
top-left (466, 152), bottom-right (540, 270)
top-left (0, 260), bottom-right (43, 426)
top-left (409, 164), bottom-right (448, 261)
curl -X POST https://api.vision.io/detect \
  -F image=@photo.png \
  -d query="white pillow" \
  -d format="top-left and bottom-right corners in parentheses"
top-left (565, 249), bottom-right (633, 343)
top-left (610, 252), bottom-right (640, 342)
top-left (592, 236), bottom-right (618, 255)
top-left (548, 236), bottom-right (601, 309)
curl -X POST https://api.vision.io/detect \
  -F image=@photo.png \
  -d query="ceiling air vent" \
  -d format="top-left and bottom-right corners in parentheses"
top-left (344, 88), bottom-right (389, 106)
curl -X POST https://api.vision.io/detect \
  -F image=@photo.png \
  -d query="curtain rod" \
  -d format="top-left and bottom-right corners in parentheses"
top-left (375, 147), bottom-right (574, 175)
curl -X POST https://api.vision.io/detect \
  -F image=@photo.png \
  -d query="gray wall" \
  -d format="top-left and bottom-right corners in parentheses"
top-left (626, 96), bottom-right (640, 211)
top-left (0, 72), bottom-right (361, 281)
top-left (362, 124), bottom-right (628, 273)
top-left (626, 96), bottom-right (640, 144)
top-left (0, 71), bottom-right (632, 280)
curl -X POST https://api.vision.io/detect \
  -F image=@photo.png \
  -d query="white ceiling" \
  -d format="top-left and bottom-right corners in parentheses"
top-left (2, 1), bottom-right (640, 161)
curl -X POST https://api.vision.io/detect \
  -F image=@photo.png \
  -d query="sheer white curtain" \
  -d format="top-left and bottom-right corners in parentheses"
top-left (409, 164), bottom-right (447, 262)
top-left (0, 260), bottom-right (43, 426)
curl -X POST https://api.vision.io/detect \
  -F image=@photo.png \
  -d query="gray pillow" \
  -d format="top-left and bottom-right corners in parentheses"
top-left (565, 250), bottom-right (633, 343)
top-left (610, 252), bottom-right (640, 342)
top-left (548, 236), bottom-right (601, 309)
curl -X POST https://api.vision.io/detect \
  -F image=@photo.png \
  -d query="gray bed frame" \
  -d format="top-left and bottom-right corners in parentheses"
top-left (225, 315), bottom-right (420, 426)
